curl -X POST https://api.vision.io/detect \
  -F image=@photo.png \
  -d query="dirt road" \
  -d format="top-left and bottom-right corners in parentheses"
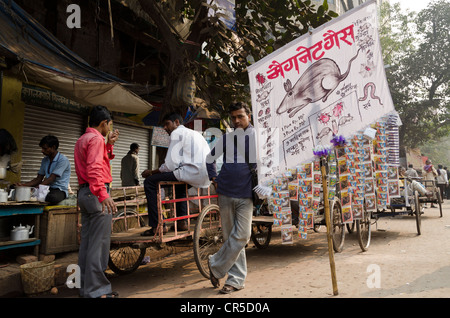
top-left (55, 201), bottom-right (450, 300)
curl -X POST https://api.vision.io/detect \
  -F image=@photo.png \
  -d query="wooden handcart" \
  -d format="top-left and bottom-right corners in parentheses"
top-left (96, 182), bottom-right (223, 277)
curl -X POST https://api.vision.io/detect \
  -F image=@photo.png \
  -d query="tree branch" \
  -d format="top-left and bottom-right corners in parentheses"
top-left (137, 0), bottom-right (181, 58)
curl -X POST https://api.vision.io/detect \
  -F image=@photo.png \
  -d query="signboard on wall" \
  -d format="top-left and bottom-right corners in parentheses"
top-left (151, 126), bottom-right (170, 148)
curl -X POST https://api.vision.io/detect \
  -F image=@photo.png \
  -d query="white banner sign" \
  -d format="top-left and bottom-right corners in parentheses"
top-left (248, 0), bottom-right (395, 184)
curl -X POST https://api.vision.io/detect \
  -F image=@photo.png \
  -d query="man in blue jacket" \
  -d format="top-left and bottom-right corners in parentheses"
top-left (206, 101), bottom-right (256, 294)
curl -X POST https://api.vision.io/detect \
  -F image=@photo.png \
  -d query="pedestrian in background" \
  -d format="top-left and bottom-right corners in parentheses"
top-left (405, 164), bottom-right (419, 179)
top-left (206, 101), bottom-right (256, 294)
top-left (423, 159), bottom-right (438, 208)
top-left (445, 167), bottom-right (450, 199)
top-left (74, 105), bottom-right (119, 298)
top-left (120, 143), bottom-right (140, 186)
top-left (436, 164), bottom-right (448, 202)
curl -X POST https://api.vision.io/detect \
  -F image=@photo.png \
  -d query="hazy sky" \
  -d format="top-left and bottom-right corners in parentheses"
top-left (392, 0), bottom-right (431, 13)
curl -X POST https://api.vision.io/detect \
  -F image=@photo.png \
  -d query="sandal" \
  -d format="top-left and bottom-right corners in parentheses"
top-left (208, 257), bottom-right (220, 288)
top-left (219, 285), bottom-right (240, 294)
top-left (98, 291), bottom-right (119, 298)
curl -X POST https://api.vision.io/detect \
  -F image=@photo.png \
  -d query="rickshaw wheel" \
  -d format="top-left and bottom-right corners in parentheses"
top-left (108, 211), bottom-right (147, 275)
top-left (251, 223), bottom-right (272, 249)
top-left (414, 190), bottom-right (421, 235)
top-left (108, 245), bottom-right (146, 275)
top-left (330, 199), bottom-right (345, 253)
top-left (356, 204), bottom-right (371, 251)
top-left (193, 204), bottom-right (223, 279)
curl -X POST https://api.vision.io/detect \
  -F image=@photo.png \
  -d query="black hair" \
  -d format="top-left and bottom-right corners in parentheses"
top-left (162, 112), bottom-right (183, 124)
top-left (228, 101), bottom-right (251, 115)
top-left (0, 129), bottom-right (18, 156)
top-left (130, 143), bottom-right (139, 151)
top-left (39, 135), bottom-right (59, 150)
top-left (89, 105), bottom-right (113, 127)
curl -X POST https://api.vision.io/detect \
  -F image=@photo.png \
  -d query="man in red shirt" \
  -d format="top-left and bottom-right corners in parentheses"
top-left (74, 105), bottom-right (119, 298)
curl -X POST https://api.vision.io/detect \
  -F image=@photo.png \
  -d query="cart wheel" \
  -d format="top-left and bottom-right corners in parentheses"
top-left (193, 204), bottom-right (223, 279)
top-left (108, 245), bottom-right (146, 275)
top-left (414, 190), bottom-right (421, 235)
top-left (251, 223), bottom-right (272, 249)
top-left (330, 199), bottom-right (345, 253)
top-left (436, 191), bottom-right (443, 217)
top-left (108, 211), bottom-right (147, 275)
top-left (356, 205), bottom-right (371, 252)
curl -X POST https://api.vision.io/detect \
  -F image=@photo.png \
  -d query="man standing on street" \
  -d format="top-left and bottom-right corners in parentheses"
top-left (74, 105), bottom-right (119, 298)
top-left (206, 101), bottom-right (256, 294)
top-left (120, 143), bottom-right (141, 186)
top-left (436, 164), bottom-right (448, 202)
top-left (445, 167), bottom-right (450, 199)
top-left (141, 112), bottom-right (211, 236)
top-left (423, 159), bottom-right (438, 208)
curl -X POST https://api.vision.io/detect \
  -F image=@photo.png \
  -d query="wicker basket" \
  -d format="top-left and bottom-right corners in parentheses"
top-left (20, 261), bottom-right (55, 294)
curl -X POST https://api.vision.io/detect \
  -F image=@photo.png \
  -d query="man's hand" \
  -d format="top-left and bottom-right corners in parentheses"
top-left (142, 170), bottom-right (151, 179)
top-left (211, 177), bottom-right (218, 189)
top-left (102, 197), bottom-right (117, 215)
top-left (108, 129), bottom-right (120, 145)
top-left (142, 169), bottom-right (160, 179)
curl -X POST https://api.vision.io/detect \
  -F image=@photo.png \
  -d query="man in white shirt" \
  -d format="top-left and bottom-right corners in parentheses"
top-left (141, 113), bottom-right (211, 236)
top-left (436, 164), bottom-right (448, 202)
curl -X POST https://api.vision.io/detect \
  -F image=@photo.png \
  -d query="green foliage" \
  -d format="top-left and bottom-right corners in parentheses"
top-left (380, 0), bottom-right (450, 149)
top-left (138, 0), bottom-right (336, 117)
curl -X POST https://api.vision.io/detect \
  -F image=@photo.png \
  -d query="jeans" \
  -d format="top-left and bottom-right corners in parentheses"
top-left (209, 194), bottom-right (253, 289)
top-left (143, 172), bottom-right (187, 228)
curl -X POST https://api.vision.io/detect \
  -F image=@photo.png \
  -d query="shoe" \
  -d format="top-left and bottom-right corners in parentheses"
top-left (431, 204), bottom-right (436, 208)
top-left (219, 285), bottom-right (240, 294)
top-left (171, 221), bottom-right (189, 231)
top-left (140, 225), bottom-right (168, 236)
top-left (208, 257), bottom-right (220, 288)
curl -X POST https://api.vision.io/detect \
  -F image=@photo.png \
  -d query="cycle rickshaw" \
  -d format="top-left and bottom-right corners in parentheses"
top-left (385, 177), bottom-right (442, 235)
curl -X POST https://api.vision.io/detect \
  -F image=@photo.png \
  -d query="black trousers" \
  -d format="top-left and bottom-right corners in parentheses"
top-left (143, 172), bottom-right (187, 228)
top-left (46, 188), bottom-right (67, 204)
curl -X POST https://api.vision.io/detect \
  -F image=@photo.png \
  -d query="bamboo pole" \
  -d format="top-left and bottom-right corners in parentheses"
top-left (321, 157), bottom-right (339, 296)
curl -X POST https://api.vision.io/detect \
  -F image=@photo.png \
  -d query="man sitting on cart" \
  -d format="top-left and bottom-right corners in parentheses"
top-left (141, 113), bottom-right (211, 236)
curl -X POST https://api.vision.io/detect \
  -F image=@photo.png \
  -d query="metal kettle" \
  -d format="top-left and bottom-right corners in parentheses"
top-left (10, 224), bottom-right (34, 241)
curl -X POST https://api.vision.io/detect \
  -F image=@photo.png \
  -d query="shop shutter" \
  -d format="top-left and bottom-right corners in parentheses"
top-left (110, 122), bottom-right (151, 188)
top-left (21, 105), bottom-right (84, 191)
